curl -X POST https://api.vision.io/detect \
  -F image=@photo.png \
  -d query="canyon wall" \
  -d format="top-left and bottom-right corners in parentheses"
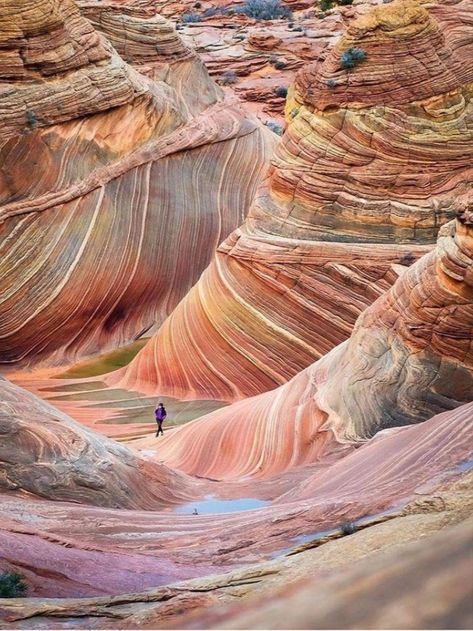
top-left (148, 210), bottom-right (473, 479)
top-left (115, 0), bottom-right (473, 401)
top-left (0, 0), bottom-right (274, 368)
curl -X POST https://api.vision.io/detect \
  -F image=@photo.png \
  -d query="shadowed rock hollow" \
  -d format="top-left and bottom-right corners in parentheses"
top-left (0, 0), bottom-right (275, 369)
top-left (114, 0), bottom-right (473, 402)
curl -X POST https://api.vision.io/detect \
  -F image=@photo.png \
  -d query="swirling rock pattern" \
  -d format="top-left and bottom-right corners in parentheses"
top-left (115, 0), bottom-right (473, 402)
top-left (0, 401), bottom-right (471, 601)
top-left (147, 214), bottom-right (473, 480)
top-left (0, 0), bottom-right (274, 368)
top-left (0, 377), bottom-right (195, 508)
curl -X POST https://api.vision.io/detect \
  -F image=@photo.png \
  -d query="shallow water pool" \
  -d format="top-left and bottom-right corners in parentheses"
top-left (174, 497), bottom-right (269, 514)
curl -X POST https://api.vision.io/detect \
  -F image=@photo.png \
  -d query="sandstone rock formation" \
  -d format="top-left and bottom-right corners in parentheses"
top-left (0, 0), bottom-right (274, 368)
top-left (0, 401), bottom-right (470, 606)
top-left (0, 377), bottom-right (194, 508)
top-left (142, 211), bottom-right (473, 479)
top-left (114, 0), bottom-right (473, 402)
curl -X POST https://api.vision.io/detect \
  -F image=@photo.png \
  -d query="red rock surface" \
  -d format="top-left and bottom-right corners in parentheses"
top-left (0, 0), bottom-right (274, 369)
top-left (138, 212), bottom-right (473, 479)
top-left (113, 0), bottom-right (473, 402)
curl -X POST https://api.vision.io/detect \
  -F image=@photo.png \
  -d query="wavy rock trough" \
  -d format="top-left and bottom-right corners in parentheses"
top-left (0, 0), bottom-right (274, 368)
top-left (115, 0), bottom-right (473, 402)
top-left (0, 377), bottom-right (195, 508)
top-left (146, 209), bottom-right (473, 480)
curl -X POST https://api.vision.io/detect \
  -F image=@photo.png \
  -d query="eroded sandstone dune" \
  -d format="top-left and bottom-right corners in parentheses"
top-left (0, 377), bottom-right (195, 508)
top-left (0, 0), bottom-right (274, 368)
top-left (115, 0), bottom-right (473, 402)
top-left (144, 211), bottom-right (473, 479)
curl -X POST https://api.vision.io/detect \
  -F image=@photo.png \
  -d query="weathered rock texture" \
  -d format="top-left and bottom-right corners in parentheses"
top-left (144, 213), bottom-right (473, 480)
top-left (0, 377), bottom-right (195, 508)
top-left (0, 0), bottom-right (274, 368)
top-left (0, 402), bottom-right (471, 605)
top-left (114, 0), bottom-right (473, 401)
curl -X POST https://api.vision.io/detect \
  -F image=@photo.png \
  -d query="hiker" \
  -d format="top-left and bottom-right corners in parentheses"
top-left (155, 402), bottom-right (167, 436)
top-left (192, 508), bottom-right (199, 516)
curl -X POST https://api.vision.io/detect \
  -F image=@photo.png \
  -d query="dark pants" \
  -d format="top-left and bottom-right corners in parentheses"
top-left (156, 421), bottom-right (164, 436)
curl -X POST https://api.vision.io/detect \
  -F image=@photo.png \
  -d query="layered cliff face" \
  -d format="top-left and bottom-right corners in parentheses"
top-left (0, 0), bottom-right (274, 368)
top-left (115, 0), bottom-right (473, 402)
top-left (145, 211), bottom-right (473, 479)
top-left (0, 377), bottom-right (194, 508)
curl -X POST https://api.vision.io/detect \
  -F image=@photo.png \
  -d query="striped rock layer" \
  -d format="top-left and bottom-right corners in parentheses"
top-left (146, 214), bottom-right (473, 480)
top-left (115, 0), bottom-right (473, 402)
top-left (0, 401), bottom-right (471, 599)
top-left (0, 377), bottom-right (195, 508)
top-left (0, 0), bottom-right (274, 368)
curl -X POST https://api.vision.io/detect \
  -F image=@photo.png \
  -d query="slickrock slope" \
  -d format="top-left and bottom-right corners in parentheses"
top-left (145, 211), bottom-right (473, 479)
top-left (0, 377), bottom-right (195, 508)
top-left (115, 0), bottom-right (473, 401)
top-left (0, 404), bottom-right (471, 610)
top-left (0, 0), bottom-right (274, 368)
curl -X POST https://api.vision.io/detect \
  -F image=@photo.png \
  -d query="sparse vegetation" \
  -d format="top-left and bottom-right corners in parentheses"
top-left (275, 86), bottom-right (288, 98)
top-left (339, 0), bottom-right (353, 5)
top-left (265, 121), bottom-right (284, 135)
top-left (340, 522), bottom-right (356, 536)
top-left (0, 572), bottom-right (28, 598)
top-left (194, 1), bottom-right (202, 7)
top-left (236, 0), bottom-right (292, 21)
top-left (220, 70), bottom-right (238, 85)
top-left (181, 11), bottom-right (202, 23)
top-left (25, 109), bottom-right (37, 129)
top-left (320, 0), bottom-right (333, 11)
top-left (274, 60), bottom-right (287, 70)
top-left (326, 78), bottom-right (338, 88)
top-left (340, 47), bottom-right (366, 69)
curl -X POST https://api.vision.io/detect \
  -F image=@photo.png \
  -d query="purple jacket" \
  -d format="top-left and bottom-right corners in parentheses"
top-left (155, 407), bottom-right (167, 422)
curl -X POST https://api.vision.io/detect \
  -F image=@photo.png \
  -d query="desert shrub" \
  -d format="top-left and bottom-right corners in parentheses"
top-left (339, 0), bottom-right (353, 4)
top-left (0, 572), bottom-right (28, 598)
top-left (275, 86), bottom-right (288, 98)
top-left (320, 0), bottom-right (333, 10)
top-left (326, 78), bottom-right (338, 88)
top-left (399, 251), bottom-right (415, 266)
top-left (194, 1), bottom-right (202, 7)
top-left (220, 70), bottom-right (238, 85)
top-left (340, 47), bottom-right (366, 69)
top-left (340, 522), bottom-right (356, 536)
top-left (202, 6), bottom-right (220, 16)
top-left (25, 109), bottom-right (37, 128)
top-left (236, 0), bottom-right (292, 21)
top-left (181, 11), bottom-right (202, 22)
top-left (274, 59), bottom-right (287, 69)
top-left (265, 121), bottom-right (284, 135)
top-left (288, 21), bottom-right (294, 28)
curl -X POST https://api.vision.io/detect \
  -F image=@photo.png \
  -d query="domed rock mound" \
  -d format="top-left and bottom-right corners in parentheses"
top-left (146, 209), bottom-right (473, 480)
top-left (0, 0), bottom-right (274, 368)
top-left (0, 376), bottom-right (194, 508)
top-left (114, 0), bottom-right (473, 402)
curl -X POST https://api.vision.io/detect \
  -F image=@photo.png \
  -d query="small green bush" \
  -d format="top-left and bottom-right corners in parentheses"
top-left (340, 522), bottom-right (356, 536)
top-left (339, 0), bottom-right (353, 5)
top-left (220, 70), bottom-right (238, 85)
top-left (236, 0), bottom-right (292, 21)
top-left (181, 12), bottom-right (202, 22)
top-left (0, 572), bottom-right (28, 598)
top-left (320, 0), bottom-right (333, 11)
top-left (340, 47), bottom-right (366, 69)
top-left (275, 86), bottom-right (288, 98)
top-left (274, 60), bottom-right (287, 70)
top-left (265, 121), bottom-right (284, 135)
